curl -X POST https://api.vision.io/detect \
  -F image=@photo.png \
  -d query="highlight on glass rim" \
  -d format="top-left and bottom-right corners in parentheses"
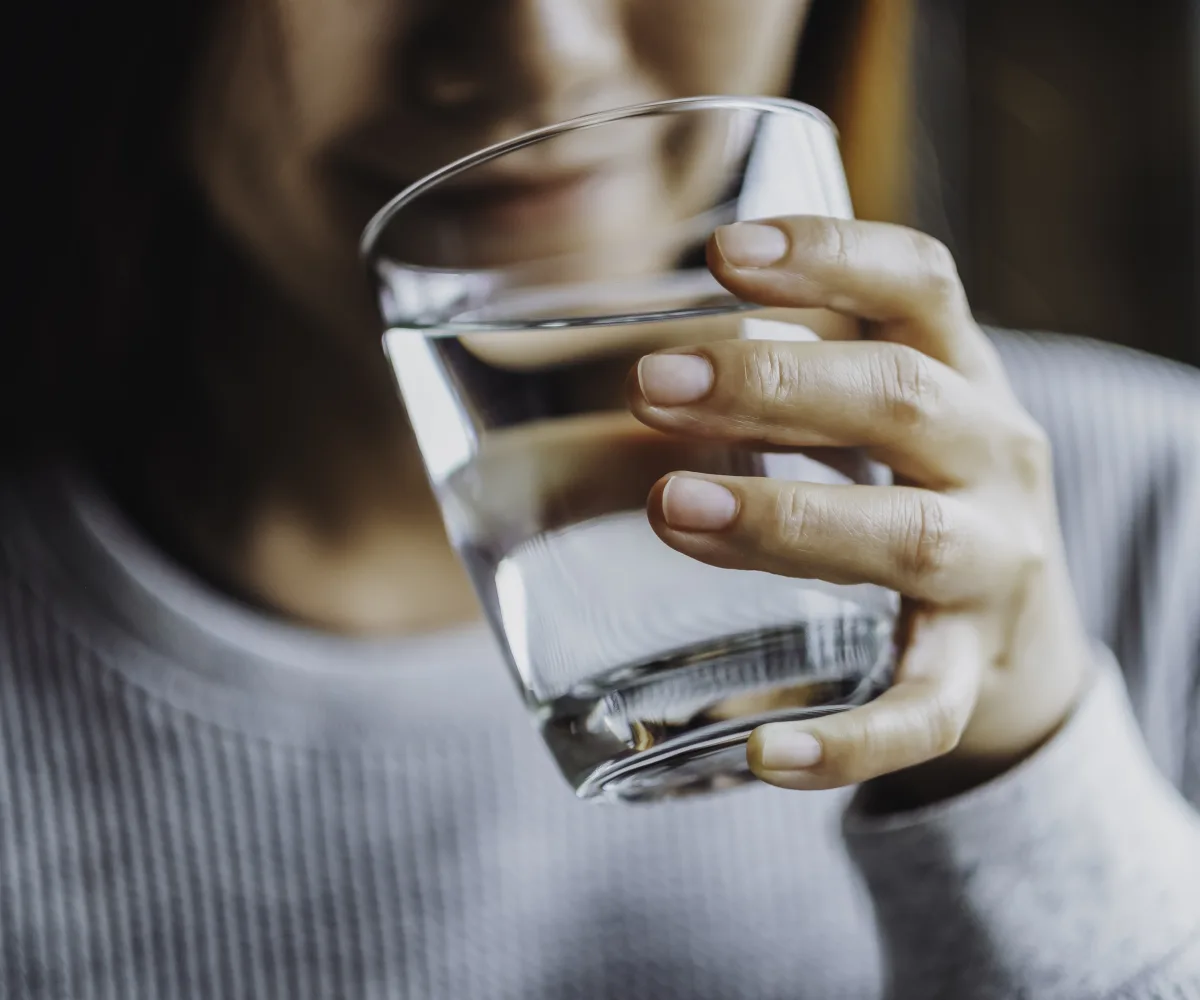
top-left (8, 1), bottom-right (1200, 997)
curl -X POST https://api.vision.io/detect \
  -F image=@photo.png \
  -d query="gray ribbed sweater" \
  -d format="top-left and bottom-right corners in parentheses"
top-left (1, 331), bottom-right (1199, 999)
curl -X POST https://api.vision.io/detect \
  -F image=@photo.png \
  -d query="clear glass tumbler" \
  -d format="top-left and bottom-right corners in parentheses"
top-left (361, 96), bottom-right (897, 802)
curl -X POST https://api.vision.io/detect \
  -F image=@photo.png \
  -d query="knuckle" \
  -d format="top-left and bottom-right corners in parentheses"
top-left (1005, 416), bottom-right (1053, 492)
top-left (1008, 517), bottom-right (1049, 579)
top-left (773, 485), bottom-right (817, 548)
top-left (899, 493), bottom-right (955, 585)
top-left (910, 232), bottom-right (961, 303)
top-left (743, 344), bottom-right (802, 413)
top-left (818, 219), bottom-right (854, 272)
top-left (922, 688), bottom-right (966, 757)
top-left (873, 345), bottom-right (939, 431)
top-left (797, 216), bottom-right (854, 272)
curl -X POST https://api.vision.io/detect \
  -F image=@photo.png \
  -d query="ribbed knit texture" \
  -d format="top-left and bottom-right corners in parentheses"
top-left (1, 330), bottom-right (1198, 999)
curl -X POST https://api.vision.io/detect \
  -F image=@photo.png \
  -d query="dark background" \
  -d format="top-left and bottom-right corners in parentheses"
top-left (913, 0), bottom-right (1199, 366)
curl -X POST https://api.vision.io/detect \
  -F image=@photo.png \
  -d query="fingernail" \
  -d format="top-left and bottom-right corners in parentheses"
top-left (661, 477), bottom-right (738, 532)
top-left (638, 354), bottom-right (714, 406)
top-left (715, 223), bottom-right (789, 268)
top-left (759, 729), bottom-right (823, 770)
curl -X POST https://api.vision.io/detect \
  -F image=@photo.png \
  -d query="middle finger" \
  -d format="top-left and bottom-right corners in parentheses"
top-left (629, 338), bottom-right (1032, 488)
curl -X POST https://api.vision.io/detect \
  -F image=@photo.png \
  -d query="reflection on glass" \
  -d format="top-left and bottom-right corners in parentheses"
top-left (363, 98), bottom-right (896, 802)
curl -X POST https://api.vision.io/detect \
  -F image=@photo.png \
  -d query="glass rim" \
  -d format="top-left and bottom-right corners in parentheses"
top-left (358, 95), bottom-right (834, 262)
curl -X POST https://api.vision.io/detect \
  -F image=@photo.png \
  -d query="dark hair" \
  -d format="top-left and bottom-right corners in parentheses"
top-left (6, 0), bottom-right (866, 463)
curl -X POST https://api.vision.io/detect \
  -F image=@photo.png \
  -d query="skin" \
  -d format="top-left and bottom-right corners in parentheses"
top-left (176, 0), bottom-right (809, 632)
top-left (159, 0), bottom-right (1090, 802)
top-left (634, 220), bottom-right (1089, 801)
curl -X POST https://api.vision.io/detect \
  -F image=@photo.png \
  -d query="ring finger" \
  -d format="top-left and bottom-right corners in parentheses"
top-left (649, 474), bottom-right (1017, 605)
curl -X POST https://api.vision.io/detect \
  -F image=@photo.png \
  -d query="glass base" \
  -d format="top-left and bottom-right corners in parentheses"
top-left (537, 624), bottom-right (894, 803)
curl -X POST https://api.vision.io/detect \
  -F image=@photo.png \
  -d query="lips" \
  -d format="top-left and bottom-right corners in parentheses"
top-left (419, 169), bottom-right (609, 231)
top-left (352, 151), bottom-right (647, 269)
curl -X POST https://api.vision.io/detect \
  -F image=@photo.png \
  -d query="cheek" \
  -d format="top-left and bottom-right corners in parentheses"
top-left (277, 0), bottom-right (416, 149)
top-left (187, 0), bottom-right (420, 328)
top-left (627, 0), bottom-right (810, 97)
top-left (187, 0), bottom-right (402, 233)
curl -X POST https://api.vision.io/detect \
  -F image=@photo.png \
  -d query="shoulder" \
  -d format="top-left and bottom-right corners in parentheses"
top-left (989, 328), bottom-right (1200, 533)
top-left (990, 330), bottom-right (1200, 790)
top-left (988, 329), bottom-right (1200, 565)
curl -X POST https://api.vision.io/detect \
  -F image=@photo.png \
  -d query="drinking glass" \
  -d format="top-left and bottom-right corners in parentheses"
top-left (361, 96), bottom-right (897, 802)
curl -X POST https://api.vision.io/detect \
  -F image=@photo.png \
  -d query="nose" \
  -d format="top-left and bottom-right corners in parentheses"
top-left (504, 0), bottom-right (629, 117)
top-left (411, 0), bottom-right (632, 126)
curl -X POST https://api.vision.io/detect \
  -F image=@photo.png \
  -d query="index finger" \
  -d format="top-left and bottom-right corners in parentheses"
top-left (707, 216), bottom-right (1004, 384)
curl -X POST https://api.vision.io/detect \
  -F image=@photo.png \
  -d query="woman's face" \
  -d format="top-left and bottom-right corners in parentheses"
top-left (187, 0), bottom-right (812, 336)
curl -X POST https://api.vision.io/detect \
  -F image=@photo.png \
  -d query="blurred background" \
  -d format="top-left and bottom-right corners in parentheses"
top-left (796, 0), bottom-right (1199, 367)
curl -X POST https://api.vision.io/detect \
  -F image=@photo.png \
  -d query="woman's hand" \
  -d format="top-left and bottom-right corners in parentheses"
top-left (628, 217), bottom-right (1092, 806)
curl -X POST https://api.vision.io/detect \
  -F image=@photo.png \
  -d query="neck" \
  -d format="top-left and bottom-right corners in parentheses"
top-left (91, 233), bottom-right (479, 636)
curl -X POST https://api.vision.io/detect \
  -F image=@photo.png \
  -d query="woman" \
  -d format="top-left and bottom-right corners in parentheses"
top-left (5, 1), bottom-right (1199, 997)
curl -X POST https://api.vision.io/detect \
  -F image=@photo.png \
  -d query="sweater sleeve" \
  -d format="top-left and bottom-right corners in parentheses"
top-left (842, 648), bottom-right (1200, 1000)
